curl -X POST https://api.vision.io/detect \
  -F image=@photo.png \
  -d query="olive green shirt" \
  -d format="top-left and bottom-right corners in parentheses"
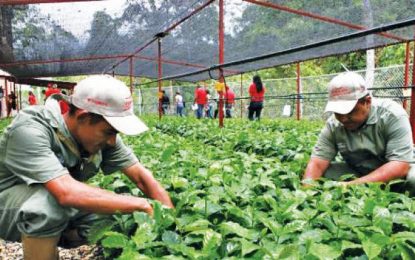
top-left (0, 99), bottom-right (138, 192)
top-left (312, 99), bottom-right (413, 174)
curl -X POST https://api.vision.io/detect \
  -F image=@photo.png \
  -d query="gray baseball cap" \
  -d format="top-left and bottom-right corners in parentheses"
top-left (325, 72), bottom-right (369, 114)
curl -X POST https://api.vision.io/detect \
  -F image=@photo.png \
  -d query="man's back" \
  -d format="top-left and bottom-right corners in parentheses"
top-left (162, 94), bottom-right (170, 104)
top-left (195, 88), bottom-right (207, 105)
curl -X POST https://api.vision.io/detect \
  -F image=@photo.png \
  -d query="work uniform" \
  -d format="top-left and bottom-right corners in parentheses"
top-left (0, 99), bottom-right (138, 241)
top-left (312, 99), bottom-right (414, 180)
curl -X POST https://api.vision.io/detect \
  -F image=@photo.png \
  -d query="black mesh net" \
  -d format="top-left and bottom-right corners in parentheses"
top-left (1, 0), bottom-right (415, 81)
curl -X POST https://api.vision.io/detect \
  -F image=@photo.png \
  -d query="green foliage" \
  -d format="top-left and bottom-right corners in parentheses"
top-left (82, 116), bottom-right (415, 259)
top-left (0, 118), bottom-right (12, 135)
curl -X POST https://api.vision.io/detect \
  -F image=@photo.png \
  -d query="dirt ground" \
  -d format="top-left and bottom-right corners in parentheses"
top-left (0, 239), bottom-right (104, 260)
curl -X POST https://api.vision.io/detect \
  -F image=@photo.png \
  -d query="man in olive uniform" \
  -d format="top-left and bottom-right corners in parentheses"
top-left (303, 72), bottom-right (414, 186)
top-left (0, 75), bottom-right (174, 259)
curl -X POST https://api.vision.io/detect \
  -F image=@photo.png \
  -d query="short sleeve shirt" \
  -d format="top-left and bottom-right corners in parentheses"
top-left (249, 83), bottom-right (266, 102)
top-left (195, 88), bottom-right (207, 105)
top-left (175, 95), bottom-right (183, 106)
top-left (0, 99), bottom-right (138, 192)
top-left (312, 99), bottom-right (413, 174)
top-left (225, 89), bottom-right (235, 104)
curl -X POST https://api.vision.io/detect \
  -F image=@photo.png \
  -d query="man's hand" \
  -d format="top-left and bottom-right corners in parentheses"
top-left (45, 174), bottom-right (157, 215)
top-left (124, 162), bottom-right (174, 209)
top-left (341, 161), bottom-right (410, 185)
top-left (302, 157), bottom-right (330, 185)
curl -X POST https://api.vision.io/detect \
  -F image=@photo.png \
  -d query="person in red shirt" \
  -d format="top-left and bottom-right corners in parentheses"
top-left (224, 86), bottom-right (235, 118)
top-left (248, 75), bottom-right (266, 120)
top-left (194, 85), bottom-right (207, 119)
top-left (45, 83), bottom-right (61, 99)
top-left (28, 91), bottom-right (37, 105)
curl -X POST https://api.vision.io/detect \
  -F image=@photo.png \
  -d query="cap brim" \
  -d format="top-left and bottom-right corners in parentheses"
top-left (104, 115), bottom-right (149, 135)
top-left (324, 100), bottom-right (358, 114)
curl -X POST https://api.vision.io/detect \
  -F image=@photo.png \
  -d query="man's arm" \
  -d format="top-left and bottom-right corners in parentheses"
top-left (45, 174), bottom-right (153, 215)
top-left (345, 160), bottom-right (409, 185)
top-left (123, 162), bottom-right (174, 208)
top-left (302, 157), bottom-right (331, 181)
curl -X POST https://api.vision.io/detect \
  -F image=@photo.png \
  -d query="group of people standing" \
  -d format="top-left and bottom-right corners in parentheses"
top-left (164, 74), bottom-right (266, 120)
top-left (0, 83), bottom-right (72, 119)
top-left (193, 85), bottom-right (237, 119)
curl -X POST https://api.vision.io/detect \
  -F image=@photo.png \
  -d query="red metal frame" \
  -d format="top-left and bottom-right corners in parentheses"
top-left (129, 57), bottom-right (134, 93)
top-left (240, 74), bottom-right (243, 118)
top-left (410, 40), bottom-right (415, 144)
top-left (243, 0), bottom-right (405, 41)
top-left (403, 42), bottom-right (410, 109)
top-left (218, 0), bottom-right (225, 128)
top-left (4, 77), bottom-right (8, 118)
top-left (296, 63), bottom-right (301, 120)
top-left (108, 0), bottom-right (215, 74)
top-left (0, 53), bottom-right (240, 76)
top-left (158, 38), bottom-right (163, 120)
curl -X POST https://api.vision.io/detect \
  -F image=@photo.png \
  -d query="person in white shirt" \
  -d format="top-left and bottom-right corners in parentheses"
top-left (175, 91), bottom-right (184, 117)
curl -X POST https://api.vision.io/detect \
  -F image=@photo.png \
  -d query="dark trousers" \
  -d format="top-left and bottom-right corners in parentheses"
top-left (248, 101), bottom-right (263, 121)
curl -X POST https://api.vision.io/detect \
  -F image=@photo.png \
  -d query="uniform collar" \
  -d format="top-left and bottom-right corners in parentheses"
top-left (45, 97), bottom-right (81, 158)
top-left (364, 103), bottom-right (378, 125)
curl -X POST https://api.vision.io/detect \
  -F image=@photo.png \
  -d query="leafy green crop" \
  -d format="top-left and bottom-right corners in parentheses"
top-left (84, 116), bottom-right (415, 259)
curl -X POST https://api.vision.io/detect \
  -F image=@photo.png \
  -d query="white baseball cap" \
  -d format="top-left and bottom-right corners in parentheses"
top-left (324, 72), bottom-right (369, 114)
top-left (69, 75), bottom-right (148, 135)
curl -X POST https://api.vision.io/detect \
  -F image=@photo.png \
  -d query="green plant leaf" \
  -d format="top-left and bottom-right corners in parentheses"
top-left (87, 218), bottom-right (115, 244)
top-left (392, 232), bottom-right (415, 243)
top-left (219, 221), bottom-right (259, 240)
top-left (341, 240), bottom-right (362, 251)
top-left (276, 244), bottom-right (300, 259)
top-left (101, 231), bottom-right (129, 249)
top-left (397, 242), bottom-right (415, 260)
top-left (362, 238), bottom-right (382, 259)
top-left (183, 219), bottom-right (211, 232)
top-left (161, 145), bottom-right (176, 161)
top-left (373, 206), bottom-right (392, 235)
top-left (162, 230), bottom-right (181, 245)
top-left (299, 229), bottom-right (332, 244)
top-left (116, 247), bottom-right (142, 260)
top-left (202, 229), bottom-right (222, 253)
top-left (132, 223), bottom-right (157, 248)
top-left (240, 238), bottom-right (260, 256)
top-left (171, 176), bottom-right (188, 189)
top-left (309, 243), bottom-right (341, 260)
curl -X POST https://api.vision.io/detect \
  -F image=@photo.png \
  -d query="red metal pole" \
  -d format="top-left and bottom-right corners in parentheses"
top-left (240, 73), bottom-right (243, 118)
top-left (410, 40), bottom-right (415, 144)
top-left (218, 0), bottom-right (225, 128)
top-left (18, 83), bottom-right (21, 112)
top-left (129, 57), bottom-right (134, 93)
top-left (0, 77), bottom-right (7, 118)
top-left (296, 63), bottom-right (301, 120)
top-left (4, 78), bottom-right (8, 100)
top-left (158, 38), bottom-right (163, 120)
top-left (403, 42), bottom-right (410, 109)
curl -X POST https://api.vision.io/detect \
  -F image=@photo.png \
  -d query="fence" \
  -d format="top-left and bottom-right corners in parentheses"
top-left (135, 64), bottom-right (413, 120)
